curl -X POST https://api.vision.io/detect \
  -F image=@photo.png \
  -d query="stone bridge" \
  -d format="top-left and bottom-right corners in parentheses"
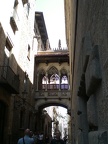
top-left (34, 90), bottom-right (71, 114)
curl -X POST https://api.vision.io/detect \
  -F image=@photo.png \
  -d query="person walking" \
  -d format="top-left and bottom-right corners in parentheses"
top-left (32, 131), bottom-right (38, 144)
top-left (38, 132), bottom-right (44, 144)
top-left (17, 128), bottom-right (34, 144)
top-left (50, 130), bottom-right (64, 144)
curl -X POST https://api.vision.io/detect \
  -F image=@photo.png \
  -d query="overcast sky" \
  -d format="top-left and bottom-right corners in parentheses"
top-left (35, 0), bottom-right (67, 49)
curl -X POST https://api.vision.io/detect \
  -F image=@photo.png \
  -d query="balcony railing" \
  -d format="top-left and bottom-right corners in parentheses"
top-left (0, 66), bottom-right (20, 94)
top-left (39, 84), bottom-right (69, 90)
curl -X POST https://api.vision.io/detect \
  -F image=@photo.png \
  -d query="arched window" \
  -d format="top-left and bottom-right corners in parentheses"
top-left (42, 76), bottom-right (49, 89)
top-left (42, 76), bottom-right (49, 84)
top-left (50, 74), bottom-right (59, 84)
top-left (39, 67), bottom-right (69, 90)
top-left (61, 75), bottom-right (68, 84)
top-left (61, 75), bottom-right (69, 90)
top-left (47, 74), bottom-right (60, 89)
top-left (46, 66), bottom-right (59, 90)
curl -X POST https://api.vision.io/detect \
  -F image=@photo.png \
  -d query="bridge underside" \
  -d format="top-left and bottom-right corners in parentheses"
top-left (34, 97), bottom-right (71, 114)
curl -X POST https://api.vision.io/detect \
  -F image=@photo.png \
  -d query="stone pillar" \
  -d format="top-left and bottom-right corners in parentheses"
top-left (45, 73), bottom-right (48, 91)
top-left (59, 72), bottom-right (61, 91)
top-left (68, 72), bottom-right (70, 90)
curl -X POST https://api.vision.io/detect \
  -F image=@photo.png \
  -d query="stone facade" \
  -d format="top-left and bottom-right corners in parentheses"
top-left (34, 59), bottom-right (70, 109)
top-left (0, 1), bottom-right (69, 144)
top-left (64, 0), bottom-right (108, 144)
top-left (0, 0), bottom-right (37, 143)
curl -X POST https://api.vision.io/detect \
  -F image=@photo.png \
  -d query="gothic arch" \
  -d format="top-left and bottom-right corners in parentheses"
top-left (35, 100), bottom-right (71, 113)
top-left (37, 68), bottom-right (45, 75)
top-left (47, 66), bottom-right (58, 75)
top-left (46, 66), bottom-right (59, 84)
top-left (60, 68), bottom-right (67, 75)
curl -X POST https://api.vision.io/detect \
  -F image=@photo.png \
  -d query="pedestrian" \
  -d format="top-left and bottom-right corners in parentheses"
top-left (17, 128), bottom-right (34, 144)
top-left (50, 130), bottom-right (64, 144)
top-left (38, 132), bottom-right (44, 144)
top-left (32, 132), bottom-right (38, 144)
top-left (30, 130), bottom-right (35, 144)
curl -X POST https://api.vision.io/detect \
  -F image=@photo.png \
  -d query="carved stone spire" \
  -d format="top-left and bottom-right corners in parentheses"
top-left (58, 39), bottom-right (62, 49)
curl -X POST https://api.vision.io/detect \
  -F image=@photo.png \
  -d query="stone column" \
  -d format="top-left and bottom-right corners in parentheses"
top-left (45, 73), bottom-right (48, 91)
top-left (68, 72), bottom-right (70, 90)
top-left (59, 72), bottom-right (61, 91)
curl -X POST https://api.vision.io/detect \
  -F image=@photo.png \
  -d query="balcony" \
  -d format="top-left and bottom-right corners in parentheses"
top-left (39, 84), bottom-right (69, 90)
top-left (0, 66), bottom-right (20, 94)
top-left (10, 10), bottom-right (19, 32)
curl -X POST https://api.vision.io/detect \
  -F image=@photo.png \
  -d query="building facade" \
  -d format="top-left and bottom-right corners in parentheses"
top-left (0, 1), bottom-right (71, 144)
top-left (64, 0), bottom-right (108, 144)
top-left (0, 0), bottom-right (37, 143)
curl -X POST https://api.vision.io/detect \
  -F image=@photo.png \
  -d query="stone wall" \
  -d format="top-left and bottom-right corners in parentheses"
top-left (65, 0), bottom-right (108, 143)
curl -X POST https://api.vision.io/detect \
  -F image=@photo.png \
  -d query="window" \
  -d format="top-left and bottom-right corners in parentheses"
top-left (41, 74), bottom-right (60, 90)
top-left (40, 67), bottom-right (69, 90)
top-left (61, 76), bottom-right (68, 84)
top-left (6, 35), bottom-right (13, 51)
top-left (42, 76), bottom-right (48, 89)
top-left (4, 36), bottom-right (13, 61)
top-left (61, 75), bottom-right (69, 90)
top-left (10, 0), bottom-right (19, 33)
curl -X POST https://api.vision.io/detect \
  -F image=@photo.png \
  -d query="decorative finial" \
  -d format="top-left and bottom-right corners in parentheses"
top-left (58, 39), bottom-right (62, 49)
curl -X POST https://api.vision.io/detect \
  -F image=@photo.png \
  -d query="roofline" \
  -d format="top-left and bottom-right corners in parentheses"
top-left (35, 11), bottom-right (48, 40)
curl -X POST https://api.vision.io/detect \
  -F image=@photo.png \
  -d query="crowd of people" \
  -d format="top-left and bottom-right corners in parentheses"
top-left (17, 129), bottom-right (68, 144)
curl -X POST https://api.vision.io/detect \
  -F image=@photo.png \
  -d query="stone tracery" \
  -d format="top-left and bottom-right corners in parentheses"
top-left (37, 66), bottom-right (69, 90)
